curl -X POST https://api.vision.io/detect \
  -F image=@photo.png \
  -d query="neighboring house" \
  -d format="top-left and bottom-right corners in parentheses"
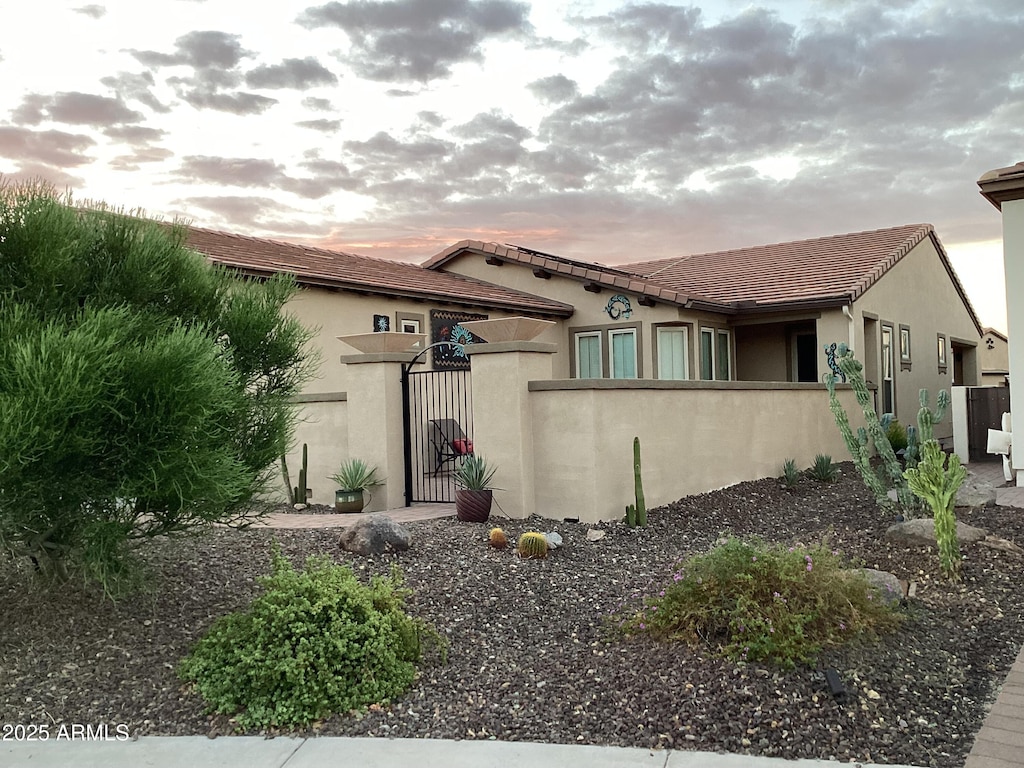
top-left (980, 327), bottom-right (1010, 386)
top-left (426, 223), bottom-right (983, 439)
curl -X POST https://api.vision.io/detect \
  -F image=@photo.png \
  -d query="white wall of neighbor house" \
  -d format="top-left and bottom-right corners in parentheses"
top-left (523, 381), bottom-right (866, 524)
top-left (1001, 198), bottom-right (1024, 479)
top-left (980, 330), bottom-right (1010, 386)
top-left (849, 238), bottom-right (980, 439)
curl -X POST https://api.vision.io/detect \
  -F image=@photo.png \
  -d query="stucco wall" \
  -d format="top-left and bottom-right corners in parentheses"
top-left (850, 238), bottom-right (981, 438)
top-left (981, 331), bottom-right (1009, 386)
top-left (438, 253), bottom-right (733, 379)
top-left (526, 381), bottom-right (865, 523)
top-left (277, 395), bottom-right (348, 505)
top-left (735, 323), bottom-right (789, 380)
top-left (285, 286), bottom-right (540, 394)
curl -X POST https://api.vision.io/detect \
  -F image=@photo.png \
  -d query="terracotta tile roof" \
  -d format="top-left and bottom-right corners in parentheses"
top-left (624, 224), bottom-right (982, 331)
top-left (423, 240), bottom-right (730, 311)
top-left (183, 226), bottom-right (574, 317)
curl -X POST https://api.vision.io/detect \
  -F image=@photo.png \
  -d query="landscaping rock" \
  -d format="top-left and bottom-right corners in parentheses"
top-left (846, 568), bottom-right (904, 605)
top-left (957, 472), bottom-right (999, 508)
top-left (338, 515), bottom-right (412, 555)
top-left (544, 532), bottom-right (563, 549)
top-left (979, 535), bottom-right (1024, 555)
top-left (884, 518), bottom-right (987, 546)
top-left (586, 529), bottom-right (606, 542)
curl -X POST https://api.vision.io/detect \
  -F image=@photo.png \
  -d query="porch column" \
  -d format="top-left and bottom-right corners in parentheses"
top-left (978, 163), bottom-right (1024, 482)
top-left (338, 352), bottom-right (413, 511)
top-left (465, 341), bottom-right (557, 519)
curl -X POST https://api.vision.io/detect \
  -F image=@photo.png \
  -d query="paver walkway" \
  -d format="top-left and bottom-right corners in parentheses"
top-left (251, 502), bottom-right (454, 529)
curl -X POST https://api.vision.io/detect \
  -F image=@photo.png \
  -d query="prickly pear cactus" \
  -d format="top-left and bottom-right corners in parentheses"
top-left (517, 531), bottom-right (549, 559)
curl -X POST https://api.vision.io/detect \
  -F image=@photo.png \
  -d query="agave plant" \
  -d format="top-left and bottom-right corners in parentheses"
top-left (330, 458), bottom-right (384, 491)
top-left (453, 454), bottom-right (498, 491)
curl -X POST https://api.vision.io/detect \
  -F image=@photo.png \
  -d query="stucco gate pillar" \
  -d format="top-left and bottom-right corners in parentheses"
top-left (464, 340), bottom-right (556, 520)
top-left (978, 163), bottom-right (1024, 482)
top-left (338, 333), bottom-right (425, 512)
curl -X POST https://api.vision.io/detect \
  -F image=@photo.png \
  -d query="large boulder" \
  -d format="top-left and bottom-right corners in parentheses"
top-left (846, 568), bottom-right (904, 605)
top-left (956, 471), bottom-right (999, 508)
top-left (339, 515), bottom-right (412, 556)
top-left (884, 518), bottom-right (987, 546)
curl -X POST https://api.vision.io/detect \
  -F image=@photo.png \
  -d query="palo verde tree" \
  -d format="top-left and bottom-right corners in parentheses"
top-left (0, 180), bottom-right (317, 591)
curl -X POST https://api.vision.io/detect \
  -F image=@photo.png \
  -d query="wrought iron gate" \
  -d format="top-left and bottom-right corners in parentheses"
top-left (402, 367), bottom-right (473, 503)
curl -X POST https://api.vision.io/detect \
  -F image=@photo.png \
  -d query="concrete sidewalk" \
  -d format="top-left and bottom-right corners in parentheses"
top-left (2, 736), bottom-right (926, 768)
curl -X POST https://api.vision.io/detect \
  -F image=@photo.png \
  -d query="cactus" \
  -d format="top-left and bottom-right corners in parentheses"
top-left (634, 437), bottom-right (647, 526)
top-left (904, 440), bottom-right (966, 581)
top-left (624, 437), bottom-right (647, 528)
top-left (907, 390), bottom-right (949, 469)
top-left (292, 443), bottom-right (309, 505)
top-left (517, 531), bottom-right (548, 559)
top-left (489, 527), bottom-right (508, 550)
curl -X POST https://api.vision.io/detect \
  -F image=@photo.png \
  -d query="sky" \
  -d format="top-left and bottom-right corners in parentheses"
top-left (1, 0), bottom-right (1020, 332)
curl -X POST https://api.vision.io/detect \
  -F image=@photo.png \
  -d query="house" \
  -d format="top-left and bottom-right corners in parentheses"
top-left (425, 224), bottom-right (983, 438)
top-left (184, 222), bottom-right (982, 519)
top-left (980, 327), bottom-right (1010, 386)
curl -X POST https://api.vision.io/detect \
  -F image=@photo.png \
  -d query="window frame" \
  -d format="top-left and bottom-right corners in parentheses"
top-left (574, 331), bottom-right (603, 379)
top-left (395, 311), bottom-right (424, 334)
top-left (881, 322), bottom-right (895, 415)
top-left (937, 333), bottom-right (947, 374)
top-left (655, 324), bottom-right (690, 380)
top-left (609, 327), bottom-right (639, 380)
top-left (569, 322), bottom-right (643, 379)
top-left (716, 328), bottom-right (732, 381)
top-left (899, 324), bottom-right (912, 370)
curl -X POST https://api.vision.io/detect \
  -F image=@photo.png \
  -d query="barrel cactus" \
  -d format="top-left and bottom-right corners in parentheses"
top-left (489, 527), bottom-right (508, 550)
top-left (517, 532), bottom-right (548, 559)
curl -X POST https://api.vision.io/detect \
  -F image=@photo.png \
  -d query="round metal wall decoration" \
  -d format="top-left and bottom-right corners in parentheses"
top-left (605, 294), bottom-right (633, 320)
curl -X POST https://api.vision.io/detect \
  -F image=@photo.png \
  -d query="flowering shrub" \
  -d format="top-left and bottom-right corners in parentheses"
top-left (618, 537), bottom-right (901, 669)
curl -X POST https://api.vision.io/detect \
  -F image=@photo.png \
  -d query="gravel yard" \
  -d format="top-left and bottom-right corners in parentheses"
top-left (2, 463), bottom-right (1022, 767)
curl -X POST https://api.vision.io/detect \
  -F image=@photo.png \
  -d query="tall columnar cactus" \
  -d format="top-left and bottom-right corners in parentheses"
top-left (292, 443), bottom-right (309, 505)
top-left (904, 439), bottom-right (966, 581)
top-left (625, 437), bottom-right (647, 528)
top-left (634, 437), bottom-right (647, 527)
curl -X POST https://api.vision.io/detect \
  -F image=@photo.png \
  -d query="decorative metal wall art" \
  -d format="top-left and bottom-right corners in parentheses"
top-left (373, 314), bottom-right (390, 332)
top-left (605, 294), bottom-right (633, 320)
top-left (430, 310), bottom-right (487, 369)
top-left (825, 342), bottom-right (846, 383)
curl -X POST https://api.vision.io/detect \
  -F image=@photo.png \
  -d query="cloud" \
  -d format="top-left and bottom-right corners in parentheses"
top-left (9, 92), bottom-right (142, 127)
top-left (131, 31), bottom-right (275, 114)
top-left (100, 71), bottom-right (170, 113)
top-left (0, 162), bottom-right (86, 189)
top-left (173, 195), bottom-right (332, 237)
top-left (0, 126), bottom-right (95, 167)
top-left (103, 125), bottom-right (167, 144)
top-left (73, 4), bottom-right (106, 18)
top-left (298, 0), bottom-right (533, 82)
top-left (245, 57), bottom-right (337, 89)
top-left (302, 96), bottom-right (334, 111)
top-left (109, 146), bottom-right (174, 171)
top-left (295, 118), bottom-right (342, 132)
top-left (527, 74), bottom-right (579, 104)
top-left (177, 156), bottom-right (287, 188)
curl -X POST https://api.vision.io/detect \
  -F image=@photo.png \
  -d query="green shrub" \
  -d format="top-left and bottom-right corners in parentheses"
top-left (781, 458), bottom-right (800, 488)
top-left (178, 548), bottom-right (444, 729)
top-left (886, 420), bottom-right (909, 454)
top-left (810, 454), bottom-right (837, 482)
top-left (619, 537), bottom-right (901, 669)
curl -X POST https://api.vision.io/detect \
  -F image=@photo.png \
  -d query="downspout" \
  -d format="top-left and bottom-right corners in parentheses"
top-left (842, 304), bottom-right (855, 351)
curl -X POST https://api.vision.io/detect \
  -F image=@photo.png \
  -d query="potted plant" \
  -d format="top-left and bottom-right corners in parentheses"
top-left (329, 459), bottom-right (384, 513)
top-left (453, 454), bottom-right (497, 523)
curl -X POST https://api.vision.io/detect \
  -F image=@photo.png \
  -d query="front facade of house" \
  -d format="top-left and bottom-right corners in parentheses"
top-left (185, 221), bottom-right (982, 516)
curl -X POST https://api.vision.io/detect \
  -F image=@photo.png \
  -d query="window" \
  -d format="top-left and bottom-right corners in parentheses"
top-left (899, 324), bottom-right (911, 369)
top-left (609, 328), bottom-right (638, 379)
top-left (699, 328), bottom-right (714, 380)
top-left (700, 327), bottom-right (731, 381)
top-left (716, 329), bottom-right (731, 381)
top-left (396, 312), bottom-right (424, 334)
top-left (881, 324), bottom-right (895, 415)
top-left (657, 327), bottom-right (689, 380)
top-left (575, 332), bottom-right (602, 379)
top-left (937, 333), bottom-right (947, 373)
